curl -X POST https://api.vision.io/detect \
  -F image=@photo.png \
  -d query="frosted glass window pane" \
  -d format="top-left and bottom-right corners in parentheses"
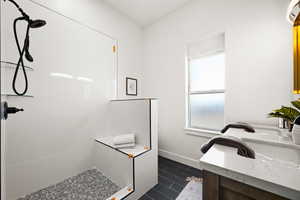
top-left (190, 53), bottom-right (225, 91)
top-left (190, 93), bottom-right (224, 130)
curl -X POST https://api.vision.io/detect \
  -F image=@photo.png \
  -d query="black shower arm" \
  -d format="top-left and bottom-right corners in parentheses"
top-left (4, 0), bottom-right (30, 20)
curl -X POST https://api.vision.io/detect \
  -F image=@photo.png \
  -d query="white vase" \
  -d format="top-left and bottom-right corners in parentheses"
top-left (292, 124), bottom-right (300, 145)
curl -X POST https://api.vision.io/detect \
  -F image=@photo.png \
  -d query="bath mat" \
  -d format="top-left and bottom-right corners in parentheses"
top-left (17, 169), bottom-right (121, 200)
top-left (176, 177), bottom-right (203, 200)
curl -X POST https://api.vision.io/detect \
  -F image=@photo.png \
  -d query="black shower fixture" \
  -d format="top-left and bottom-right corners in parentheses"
top-left (4, 0), bottom-right (46, 95)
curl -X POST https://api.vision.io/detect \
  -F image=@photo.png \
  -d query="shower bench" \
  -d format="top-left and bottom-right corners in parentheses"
top-left (94, 98), bottom-right (158, 200)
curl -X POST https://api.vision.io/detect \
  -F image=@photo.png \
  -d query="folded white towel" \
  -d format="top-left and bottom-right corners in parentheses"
top-left (113, 134), bottom-right (135, 145)
top-left (114, 143), bottom-right (135, 149)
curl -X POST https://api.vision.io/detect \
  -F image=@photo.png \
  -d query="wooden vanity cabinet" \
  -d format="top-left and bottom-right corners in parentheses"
top-left (203, 170), bottom-right (289, 200)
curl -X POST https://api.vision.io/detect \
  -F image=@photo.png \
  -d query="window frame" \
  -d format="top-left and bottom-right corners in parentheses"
top-left (185, 50), bottom-right (225, 132)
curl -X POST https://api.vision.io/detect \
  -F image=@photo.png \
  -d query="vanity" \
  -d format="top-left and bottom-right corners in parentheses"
top-left (200, 128), bottom-right (300, 200)
top-left (202, 170), bottom-right (288, 200)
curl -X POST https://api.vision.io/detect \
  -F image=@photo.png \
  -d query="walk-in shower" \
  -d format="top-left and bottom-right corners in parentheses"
top-left (0, 1), bottom-right (158, 200)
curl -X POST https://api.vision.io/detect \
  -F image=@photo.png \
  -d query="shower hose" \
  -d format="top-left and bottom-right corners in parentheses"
top-left (12, 17), bottom-right (30, 96)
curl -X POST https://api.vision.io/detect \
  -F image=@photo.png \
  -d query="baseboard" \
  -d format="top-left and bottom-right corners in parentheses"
top-left (158, 149), bottom-right (201, 169)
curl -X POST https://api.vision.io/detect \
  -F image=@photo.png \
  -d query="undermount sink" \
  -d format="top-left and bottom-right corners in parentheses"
top-left (224, 127), bottom-right (292, 144)
top-left (243, 138), bottom-right (300, 167)
top-left (224, 127), bottom-right (300, 166)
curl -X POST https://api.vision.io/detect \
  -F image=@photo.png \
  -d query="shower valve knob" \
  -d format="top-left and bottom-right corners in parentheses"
top-left (7, 107), bottom-right (24, 114)
top-left (1, 102), bottom-right (24, 120)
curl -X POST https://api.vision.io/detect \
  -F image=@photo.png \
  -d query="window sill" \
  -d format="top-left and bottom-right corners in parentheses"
top-left (184, 127), bottom-right (221, 139)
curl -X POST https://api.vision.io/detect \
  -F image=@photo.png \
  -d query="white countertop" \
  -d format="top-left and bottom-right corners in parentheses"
top-left (199, 128), bottom-right (300, 200)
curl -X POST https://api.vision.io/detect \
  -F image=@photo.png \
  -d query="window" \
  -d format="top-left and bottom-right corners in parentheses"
top-left (186, 34), bottom-right (225, 131)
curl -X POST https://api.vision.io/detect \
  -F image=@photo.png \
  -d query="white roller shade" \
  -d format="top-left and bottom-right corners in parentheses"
top-left (188, 33), bottom-right (225, 60)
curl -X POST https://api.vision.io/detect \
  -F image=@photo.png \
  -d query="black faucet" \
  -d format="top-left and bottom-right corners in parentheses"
top-left (221, 123), bottom-right (255, 133)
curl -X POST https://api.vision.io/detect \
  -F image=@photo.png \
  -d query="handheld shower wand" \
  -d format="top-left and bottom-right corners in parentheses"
top-left (4, 0), bottom-right (46, 95)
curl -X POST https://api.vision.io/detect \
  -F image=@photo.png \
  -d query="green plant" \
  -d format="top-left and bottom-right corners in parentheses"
top-left (268, 100), bottom-right (300, 123)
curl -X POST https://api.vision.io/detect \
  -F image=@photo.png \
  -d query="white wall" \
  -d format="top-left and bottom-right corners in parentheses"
top-left (1, 0), bottom-right (143, 199)
top-left (142, 0), bottom-right (293, 168)
top-left (106, 100), bottom-right (150, 146)
top-left (30, 0), bottom-right (144, 98)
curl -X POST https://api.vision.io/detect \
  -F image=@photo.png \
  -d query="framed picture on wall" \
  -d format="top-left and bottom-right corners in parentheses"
top-left (126, 77), bottom-right (137, 96)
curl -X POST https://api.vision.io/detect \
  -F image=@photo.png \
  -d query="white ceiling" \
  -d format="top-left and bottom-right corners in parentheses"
top-left (102, 0), bottom-right (193, 27)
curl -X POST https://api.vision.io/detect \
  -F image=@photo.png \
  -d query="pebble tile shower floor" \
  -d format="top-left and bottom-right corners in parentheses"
top-left (16, 157), bottom-right (201, 200)
top-left (17, 169), bottom-right (121, 200)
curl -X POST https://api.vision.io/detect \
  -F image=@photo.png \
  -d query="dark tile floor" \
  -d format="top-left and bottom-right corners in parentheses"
top-left (139, 156), bottom-right (202, 200)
